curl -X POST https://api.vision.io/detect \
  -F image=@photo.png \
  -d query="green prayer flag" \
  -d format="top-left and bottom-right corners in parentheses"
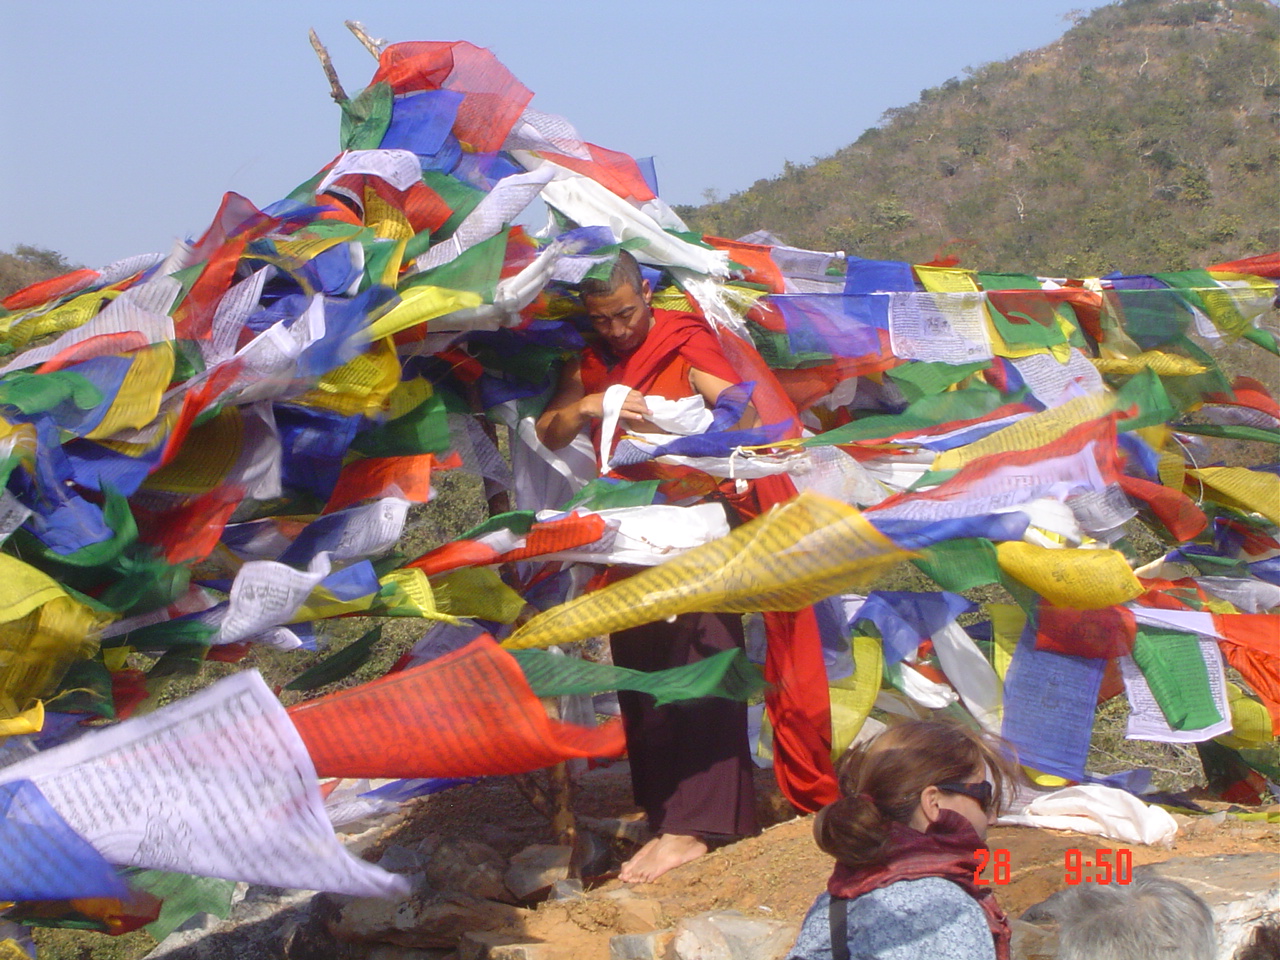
top-left (914, 538), bottom-right (1001, 592)
top-left (285, 626), bottom-right (381, 692)
top-left (1131, 628), bottom-right (1223, 731)
top-left (512, 647), bottom-right (765, 707)
top-left (1114, 367), bottom-right (1178, 431)
top-left (351, 389), bottom-right (451, 457)
top-left (402, 230), bottom-right (508, 302)
top-left (978, 272), bottom-right (1069, 350)
top-left (563, 478), bottom-right (660, 512)
top-left (108, 617), bottom-right (219, 652)
top-left (0, 370), bottom-right (102, 414)
top-left (806, 384), bottom-right (1007, 446)
top-left (128, 869), bottom-right (237, 942)
top-left (422, 171), bottom-right (485, 239)
top-left (340, 83), bottom-right (394, 151)
top-left (887, 360), bottom-right (988, 400)
top-left (45, 657), bottom-right (116, 719)
top-left (1175, 422), bottom-right (1280, 446)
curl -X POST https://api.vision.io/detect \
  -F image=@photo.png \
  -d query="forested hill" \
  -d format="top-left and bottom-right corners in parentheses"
top-left (680, 0), bottom-right (1280, 277)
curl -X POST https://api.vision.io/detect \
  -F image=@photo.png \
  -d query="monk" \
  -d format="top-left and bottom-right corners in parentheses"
top-left (536, 251), bottom-right (761, 882)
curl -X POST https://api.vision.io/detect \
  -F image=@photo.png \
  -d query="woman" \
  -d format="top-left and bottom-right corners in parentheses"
top-left (787, 720), bottom-right (1018, 960)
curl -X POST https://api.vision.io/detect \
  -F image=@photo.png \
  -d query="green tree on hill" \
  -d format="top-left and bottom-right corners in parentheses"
top-left (682, 0), bottom-right (1280, 276)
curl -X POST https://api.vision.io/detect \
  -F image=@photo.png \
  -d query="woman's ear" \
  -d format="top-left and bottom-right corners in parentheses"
top-left (918, 784), bottom-right (942, 824)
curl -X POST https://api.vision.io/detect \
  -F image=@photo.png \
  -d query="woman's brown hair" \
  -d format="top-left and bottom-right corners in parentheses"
top-left (814, 720), bottom-right (1019, 868)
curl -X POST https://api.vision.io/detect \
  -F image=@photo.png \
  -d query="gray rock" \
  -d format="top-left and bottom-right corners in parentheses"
top-left (421, 836), bottom-right (511, 902)
top-left (610, 928), bottom-right (677, 960)
top-left (456, 931), bottom-right (555, 959)
top-left (366, 947), bottom-right (455, 960)
top-left (504, 844), bottom-right (572, 901)
top-left (145, 885), bottom-right (313, 960)
top-left (322, 888), bottom-right (527, 949)
top-left (378, 844), bottom-right (428, 875)
top-left (671, 911), bottom-right (798, 960)
top-left (1142, 853), bottom-right (1279, 959)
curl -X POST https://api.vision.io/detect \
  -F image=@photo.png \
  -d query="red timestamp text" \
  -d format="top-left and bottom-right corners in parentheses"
top-left (973, 848), bottom-right (1012, 885)
top-left (1065, 847), bottom-right (1133, 885)
top-left (972, 848), bottom-right (1135, 886)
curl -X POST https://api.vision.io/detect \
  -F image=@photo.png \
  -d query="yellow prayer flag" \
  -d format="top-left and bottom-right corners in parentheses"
top-left (1186, 467), bottom-right (1280, 525)
top-left (85, 342), bottom-right (175, 440)
top-left (934, 392), bottom-right (1115, 472)
top-left (0, 700), bottom-right (43, 737)
top-left (375, 568), bottom-right (460, 622)
top-left (273, 233), bottom-right (352, 266)
top-left (1092, 351), bottom-right (1207, 376)
top-left (829, 634), bottom-right (884, 758)
top-left (1158, 450), bottom-right (1187, 491)
top-left (505, 492), bottom-right (911, 651)
top-left (0, 288), bottom-right (111, 349)
top-left (996, 542), bottom-right (1143, 609)
top-left (0, 595), bottom-right (101, 720)
top-left (0, 554), bottom-right (68, 624)
top-left (1216, 683), bottom-right (1274, 749)
top-left (294, 337), bottom-right (402, 417)
top-left (143, 406), bottom-right (243, 495)
top-left (383, 376), bottom-right (434, 422)
top-left (434, 567), bottom-right (527, 624)
top-left (293, 589), bottom-right (376, 622)
top-left (0, 418), bottom-right (38, 474)
top-left (364, 187), bottom-right (415, 241)
top-left (914, 266), bottom-right (979, 293)
top-left (985, 603), bottom-right (1026, 680)
top-left (365, 286), bottom-right (485, 340)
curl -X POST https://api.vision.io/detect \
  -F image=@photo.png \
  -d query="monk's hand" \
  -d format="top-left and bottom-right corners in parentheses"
top-left (582, 389), bottom-right (650, 421)
top-left (618, 389), bottom-right (652, 421)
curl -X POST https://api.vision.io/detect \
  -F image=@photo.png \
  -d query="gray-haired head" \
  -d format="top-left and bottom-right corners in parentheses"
top-left (1055, 874), bottom-right (1216, 960)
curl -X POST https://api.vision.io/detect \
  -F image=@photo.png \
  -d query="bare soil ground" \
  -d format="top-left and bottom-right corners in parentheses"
top-left (373, 762), bottom-right (1280, 960)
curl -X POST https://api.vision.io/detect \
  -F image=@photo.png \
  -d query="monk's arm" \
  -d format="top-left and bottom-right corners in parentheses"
top-left (535, 358), bottom-right (650, 451)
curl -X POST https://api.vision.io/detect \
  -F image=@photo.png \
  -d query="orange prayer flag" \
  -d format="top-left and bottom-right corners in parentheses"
top-left (287, 635), bottom-right (625, 778)
top-left (1215, 613), bottom-right (1280, 735)
top-left (323, 453), bottom-right (443, 513)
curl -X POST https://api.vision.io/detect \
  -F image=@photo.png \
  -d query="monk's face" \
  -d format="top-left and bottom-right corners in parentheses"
top-left (584, 280), bottom-right (653, 356)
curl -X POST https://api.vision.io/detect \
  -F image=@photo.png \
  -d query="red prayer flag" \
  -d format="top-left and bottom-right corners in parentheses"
top-left (287, 635), bottom-right (625, 778)
top-left (1118, 474), bottom-right (1208, 542)
top-left (1036, 605), bottom-right (1136, 658)
top-left (1, 268), bottom-right (99, 311)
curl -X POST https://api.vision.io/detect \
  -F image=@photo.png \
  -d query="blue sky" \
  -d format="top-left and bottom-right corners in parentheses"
top-left (1, 1), bottom-right (1101, 269)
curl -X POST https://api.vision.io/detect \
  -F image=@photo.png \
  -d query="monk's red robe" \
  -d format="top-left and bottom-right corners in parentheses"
top-left (581, 308), bottom-right (838, 812)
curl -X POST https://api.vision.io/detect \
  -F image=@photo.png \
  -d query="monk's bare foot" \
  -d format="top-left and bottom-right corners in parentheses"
top-left (618, 833), bottom-right (707, 883)
top-left (618, 836), bottom-right (660, 883)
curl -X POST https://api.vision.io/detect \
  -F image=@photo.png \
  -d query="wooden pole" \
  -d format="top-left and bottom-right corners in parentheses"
top-left (345, 20), bottom-right (386, 59)
top-left (308, 29), bottom-right (348, 104)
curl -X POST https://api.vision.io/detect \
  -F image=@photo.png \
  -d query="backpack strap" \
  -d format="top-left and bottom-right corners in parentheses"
top-left (828, 895), bottom-right (850, 960)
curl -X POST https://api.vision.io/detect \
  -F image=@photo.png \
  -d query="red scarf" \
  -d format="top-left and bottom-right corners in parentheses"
top-left (827, 810), bottom-right (1011, 960)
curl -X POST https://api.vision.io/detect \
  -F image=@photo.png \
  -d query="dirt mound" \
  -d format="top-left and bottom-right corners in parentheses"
top-left (373, 764), bottom-right (1280, 959)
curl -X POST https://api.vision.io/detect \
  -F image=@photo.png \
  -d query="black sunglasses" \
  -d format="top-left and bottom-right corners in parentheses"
top-left (935, 780), bottom-right (995, 812)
